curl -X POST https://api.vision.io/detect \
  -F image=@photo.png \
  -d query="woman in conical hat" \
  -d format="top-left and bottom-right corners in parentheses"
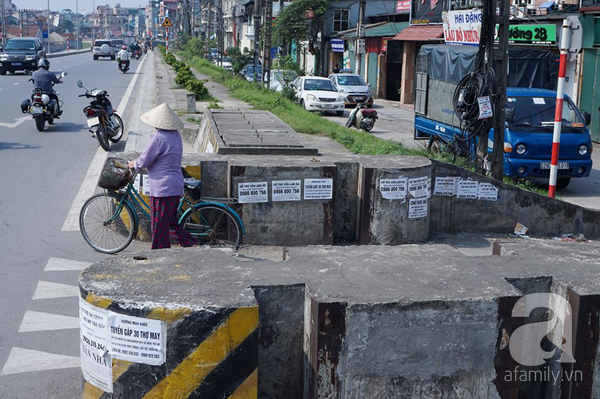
top-left (128, 103), bottom-right (196, 249)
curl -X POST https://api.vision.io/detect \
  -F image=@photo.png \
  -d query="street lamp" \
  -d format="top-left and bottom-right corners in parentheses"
top-left (47, 0), bottom-right (52, 55)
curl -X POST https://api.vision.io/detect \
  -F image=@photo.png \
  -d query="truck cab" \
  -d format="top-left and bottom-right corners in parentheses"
top-left (498, 88), bottom-right (592, 187)
top-left (413, 44), bottom-right (593, 188)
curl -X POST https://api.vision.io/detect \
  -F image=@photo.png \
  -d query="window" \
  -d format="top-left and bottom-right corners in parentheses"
top-left (333, 9), bottom-right (349, 32)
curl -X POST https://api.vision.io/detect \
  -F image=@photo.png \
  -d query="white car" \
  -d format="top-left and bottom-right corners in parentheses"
top-left (328, 73), bottom-right (374, 107)
top-left (293, 76), bottom-right (345, 115)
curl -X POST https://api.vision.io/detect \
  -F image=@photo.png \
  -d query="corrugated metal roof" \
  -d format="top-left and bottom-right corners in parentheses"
top-left (392, 25), bottom-right (443, 41)
top-left (336, 21), bottom-right (409, 39)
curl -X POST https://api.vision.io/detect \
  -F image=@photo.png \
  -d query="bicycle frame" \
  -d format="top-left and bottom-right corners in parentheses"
top-left (109, 178), bottom-right (246, 237)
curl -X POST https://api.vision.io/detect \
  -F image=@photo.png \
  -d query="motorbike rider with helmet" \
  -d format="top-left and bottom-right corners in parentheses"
top-left (117, 45), bottom-right (130, 71)
top-left (31, 58), bottom-right (62, 116)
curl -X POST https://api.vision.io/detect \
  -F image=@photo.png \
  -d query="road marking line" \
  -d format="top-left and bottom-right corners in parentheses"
top-left (44, 257), bottom-right (91, 271)
top-left (0, 348), bottom-right (80, 375)
top-left (32, 281), bottom-right (80, 300)
top-left (61, 55), bottom-right (148, 232)
top-left (0, 116), bottom-right (29, 128)
top-left (18, 310), bottom-right (80, 332)
top-left (12, 82), bottom-right (18, 85)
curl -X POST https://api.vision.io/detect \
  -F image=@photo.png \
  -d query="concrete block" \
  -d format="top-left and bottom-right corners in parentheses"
top-left (358, 156), bottom-right (433, 244)
top-left (230, 159), bottom-right (336, 246)
top-left (79, 251), bottom-right (259, 399)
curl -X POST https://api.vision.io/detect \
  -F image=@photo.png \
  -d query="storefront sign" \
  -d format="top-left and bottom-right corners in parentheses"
top-left (396, 0), bottom-right (410, 12)
top-left (581, 0), bottom-right (600, 10)
top-left (331, 39), bottom-right (344, 53)
top-left (410, 0), bottom-right (449, 24)
top-left (498, 24), bottom-right (556, 45)
top-left (443, 9), bottom-right (481, 45)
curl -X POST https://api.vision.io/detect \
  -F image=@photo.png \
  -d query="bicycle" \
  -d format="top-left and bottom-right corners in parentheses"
top-left (79, 160), bottom-right (244, 254)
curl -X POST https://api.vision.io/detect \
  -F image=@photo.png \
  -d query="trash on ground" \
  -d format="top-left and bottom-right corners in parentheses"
top-left (552, 233), bottom-right (586, 242)
top-left (513, 222), bottom-right (529, 236)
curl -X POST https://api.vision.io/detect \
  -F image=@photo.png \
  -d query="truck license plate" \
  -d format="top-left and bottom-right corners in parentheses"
top-left (12, 62), bottom-right (21, 66)
top-left (87, 117), bottom-right (100, 127)
top-left (540, 162), bottom-right (569, 170)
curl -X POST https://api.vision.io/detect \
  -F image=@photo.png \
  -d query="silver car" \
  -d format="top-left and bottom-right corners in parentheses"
top-left (92, 40), bottom-right (116, 60)
top-left (328, 73), bottom-right (373, 107)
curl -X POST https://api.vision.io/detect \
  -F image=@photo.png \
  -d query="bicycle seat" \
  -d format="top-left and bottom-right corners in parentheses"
top-left (184, 179), bottom-right (202, 190)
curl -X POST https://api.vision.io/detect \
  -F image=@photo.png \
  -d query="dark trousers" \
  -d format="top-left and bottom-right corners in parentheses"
top-left (150, 196), bottom-right (196, 250)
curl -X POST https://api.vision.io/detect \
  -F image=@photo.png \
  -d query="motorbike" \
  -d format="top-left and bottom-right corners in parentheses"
top-left (119, 59), bottom-right (129, 73)
top-left (134, 49), bottom-right (142, 59)
top-left (77, 80), bottom-right (124, 151)
top-left (344, 102), bottom-right (378, 132)
top-left (21, 72), bottom-right (67, 132)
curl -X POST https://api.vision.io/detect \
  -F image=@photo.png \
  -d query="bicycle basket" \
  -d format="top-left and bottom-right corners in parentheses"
top-left (98, 157), bottom-right (131, 190)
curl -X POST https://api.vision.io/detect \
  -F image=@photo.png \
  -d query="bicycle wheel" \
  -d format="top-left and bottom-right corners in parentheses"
top-left (79, 192), bottom-right (137, 254)
top-left (181, 204), bottom-right (242, 248)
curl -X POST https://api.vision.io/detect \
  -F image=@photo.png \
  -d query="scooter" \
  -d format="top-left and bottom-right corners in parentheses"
top-left (77, 80), bottom-right (124, 151)
top-left (345, 102), bottom-right (378, 132)
top-left (119, 59), bottom-right (129, 73)
top-left (21, 72), bottom-right (67, 132)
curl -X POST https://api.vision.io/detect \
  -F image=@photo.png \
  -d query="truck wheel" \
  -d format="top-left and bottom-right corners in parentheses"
top-left (0, 69), bottom-right (6, 75)
top-left (93, 55), bottom-right (98, 60)
top-left (556, 178), bottom-right (571, 189)
top-left (111, 56), bottom-right (115, 61)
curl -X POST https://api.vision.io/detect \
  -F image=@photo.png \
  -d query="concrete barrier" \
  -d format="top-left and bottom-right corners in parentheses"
top-left (80, 252), bottom-right (259, 399)
top-left (81, 240), bottom-right (600, 398)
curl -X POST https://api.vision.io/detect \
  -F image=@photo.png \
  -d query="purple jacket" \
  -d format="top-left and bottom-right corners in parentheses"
top-left (134, 129), bottom-right (184, 197)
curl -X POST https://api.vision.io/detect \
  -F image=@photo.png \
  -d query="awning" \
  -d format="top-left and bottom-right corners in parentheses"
top-left (392, 24), bottom-right (443, 41)
top-left (336, 22), bottom-right (409, 40)
top-left (538, 1), bottom-right (555, 8)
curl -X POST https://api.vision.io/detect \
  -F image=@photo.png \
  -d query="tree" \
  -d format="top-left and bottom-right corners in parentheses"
top-left (226, 46), bottom-right (255, 74)
top-left (57, 19), bottom-right (74, 34)
top-left (272, 0), bottom-right (328, 54)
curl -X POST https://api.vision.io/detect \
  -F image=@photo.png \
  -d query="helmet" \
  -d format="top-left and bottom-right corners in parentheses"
top-left (38, 58), bottom-right (50, 69)
top-left (122, 45), bottom-right (127, 50)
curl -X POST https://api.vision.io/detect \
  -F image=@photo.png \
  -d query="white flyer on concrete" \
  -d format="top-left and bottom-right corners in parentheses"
top-left (142, 174), bottom-right (151, 196)
top-left (409, 198), bottom-right (428, 219)
top-left (304, 178), bottom-right (333, 200)
top-left (80, 298), bottom-right (113, 393)
top-left (108, 312), bottom-right (166, 366)
top-left (434, 177), bottom-right (456, 196)
top-left (379, 178), bottom-right (407, 200)
top-left (456, 179), bottom-right (479, 199)
top-left (238, 182), bottom-right (268, 203)
top-left (408, 176), bottom-right (430, 198)
top-left (272, 180), bottom-right (301, 202)
top-left (478, 182), bottom-right (498, 201)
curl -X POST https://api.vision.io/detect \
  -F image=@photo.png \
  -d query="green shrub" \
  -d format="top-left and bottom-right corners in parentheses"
top-left (175, 69), bottom-right (194, 87)
top-left (185, 79), bottom-right (210, 101)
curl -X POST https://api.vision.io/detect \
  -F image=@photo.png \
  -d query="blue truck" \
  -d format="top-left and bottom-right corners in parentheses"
top-left (414, 44), bottom-right (592, 188)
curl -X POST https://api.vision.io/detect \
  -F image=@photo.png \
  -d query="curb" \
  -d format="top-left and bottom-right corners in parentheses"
top-left (47, 49), bottom-right (90, 59)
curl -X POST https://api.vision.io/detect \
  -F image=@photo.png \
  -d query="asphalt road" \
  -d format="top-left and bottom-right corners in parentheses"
top-left (0, 52), bottom-right (147, 398)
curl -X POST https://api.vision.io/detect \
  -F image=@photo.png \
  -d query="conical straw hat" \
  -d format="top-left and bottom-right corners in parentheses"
top-left (140, 102), bottom-right (184, 131)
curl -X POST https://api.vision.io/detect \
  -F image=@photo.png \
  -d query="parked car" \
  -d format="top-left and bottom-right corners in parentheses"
top-left (293, 76), bottom-right (345, 115)
top-left (220, 56), bottom-right (232, 71)
top-left (267, 69), bottom-right (298, 92)
top-left (92, 39), bottom-right (115, 60)
top-left (0, 37), bottom-right (45, 75)
top-left (328, 73), bottom-right (374, 107)
top-left (241, 65), bottom-right (262, 82)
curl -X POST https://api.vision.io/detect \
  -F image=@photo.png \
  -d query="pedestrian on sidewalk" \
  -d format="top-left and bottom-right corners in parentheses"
top-left (127, 103), bottom-right (197, 250)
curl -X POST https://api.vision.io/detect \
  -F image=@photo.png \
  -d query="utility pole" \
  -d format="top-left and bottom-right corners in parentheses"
top-left (355, 0), bottom-right (366, 76)
top-left (263, 0), bottom-right (272, 89)
top-left (252, 0), bottom-right (261, 83)
top-left (76, 0), bottom-right (80, 50)
top-left (491, 0), bottom-right (510, 181)
top-left (206, 0), bottom-right (212, 57)
top-left (47, 0), bottom-right (52, 54)
top-left (1, 0), bottom-right (6, 49)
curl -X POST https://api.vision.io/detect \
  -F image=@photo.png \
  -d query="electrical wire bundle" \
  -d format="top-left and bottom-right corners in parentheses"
top-left (452, 1), bottom-right (498, 146)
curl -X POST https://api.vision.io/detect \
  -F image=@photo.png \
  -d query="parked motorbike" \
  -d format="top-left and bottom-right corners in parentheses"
top-left (77, 80), bottom-right (124, 151)
top-left (20, 72), bottom-right (67, 132)
top-left (119, 59), bottom-right (129, 73)
top-left (344, 102), bottom-right (378, 132)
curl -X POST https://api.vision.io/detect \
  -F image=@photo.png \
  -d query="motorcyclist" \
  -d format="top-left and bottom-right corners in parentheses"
top-left (117, 45), bottom-right (130, 71)
top-left (31, 58), bottom-right (62, 116)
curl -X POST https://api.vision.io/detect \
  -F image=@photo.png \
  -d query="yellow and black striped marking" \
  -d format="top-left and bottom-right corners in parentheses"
top-left (81, 292), bottom-right (258, 399)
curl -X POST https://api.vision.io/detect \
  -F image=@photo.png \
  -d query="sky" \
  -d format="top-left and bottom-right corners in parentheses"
top-left (12, 0), bottom-right (146, 13)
